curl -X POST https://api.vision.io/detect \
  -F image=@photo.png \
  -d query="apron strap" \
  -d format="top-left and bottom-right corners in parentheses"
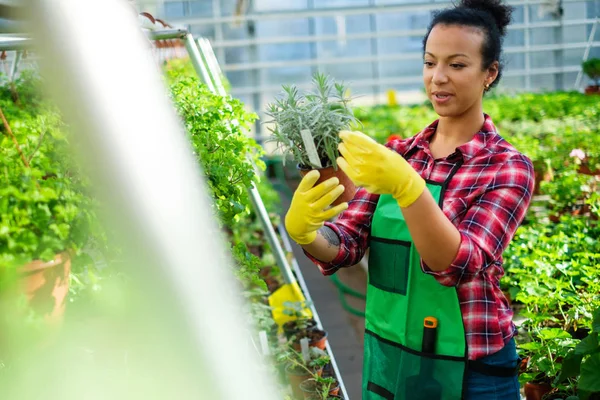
top-left (467, 357), bottom-right (521, 377)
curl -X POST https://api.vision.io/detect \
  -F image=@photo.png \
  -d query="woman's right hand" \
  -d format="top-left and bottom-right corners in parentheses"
top-left (284, 170), bottom-right (348, 245)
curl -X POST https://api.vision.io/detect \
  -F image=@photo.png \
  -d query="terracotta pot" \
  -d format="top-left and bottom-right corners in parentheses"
top-left (19, 252), bottom-right (71, 323)
top-left (584, 85), bottom-right (600, 95)
top-left (524, 382), bottom-right (552, 400)
top-left (298, 165), bottom-right (356, 207)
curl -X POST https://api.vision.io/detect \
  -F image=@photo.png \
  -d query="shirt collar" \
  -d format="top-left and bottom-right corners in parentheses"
top-left (407, 114), bottom-right (497, 161)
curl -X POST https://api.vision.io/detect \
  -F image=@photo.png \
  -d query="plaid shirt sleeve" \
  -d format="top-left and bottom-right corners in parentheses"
top-left (304, 139), bottom-right (411, 275)
top-left (423, 153), bottom-right (535, 286)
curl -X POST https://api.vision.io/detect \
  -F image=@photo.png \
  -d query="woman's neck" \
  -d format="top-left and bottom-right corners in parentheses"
top-left (430, 105), bottom-right (485, 159)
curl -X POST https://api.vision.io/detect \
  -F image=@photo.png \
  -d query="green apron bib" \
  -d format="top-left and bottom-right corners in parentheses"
top-left (363, 176), bottom-right (468, 400)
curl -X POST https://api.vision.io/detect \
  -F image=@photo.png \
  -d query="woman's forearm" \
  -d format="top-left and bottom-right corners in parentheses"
top-left (301, 226), bottom-right (341, 263)
top-left (401, 190), bottom-right (461, 272)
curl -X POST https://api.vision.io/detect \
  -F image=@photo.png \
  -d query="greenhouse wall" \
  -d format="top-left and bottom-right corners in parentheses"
top-left (156, 0), bottom-right (600, 140)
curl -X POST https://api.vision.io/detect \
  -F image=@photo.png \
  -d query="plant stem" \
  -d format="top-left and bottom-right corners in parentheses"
top-left (0, 104), bottom-right (29, 168)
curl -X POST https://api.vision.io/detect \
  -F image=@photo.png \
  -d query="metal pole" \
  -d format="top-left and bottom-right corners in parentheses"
top-left (23, 0), bottom-right (279, 399)
top-left (10, 50), bottom-right (22, 81)
top-left (183, 32), bottom-right (216, 93)
top-left (575, 18), bottom-right (599, 89)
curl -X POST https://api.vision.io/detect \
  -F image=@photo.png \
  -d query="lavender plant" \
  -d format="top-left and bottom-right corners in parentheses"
top-left (265, 72), bottom-right (357, 170)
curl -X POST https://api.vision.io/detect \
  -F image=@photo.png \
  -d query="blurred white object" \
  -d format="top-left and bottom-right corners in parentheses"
top-left (17, 0), bottom-right (279, 399)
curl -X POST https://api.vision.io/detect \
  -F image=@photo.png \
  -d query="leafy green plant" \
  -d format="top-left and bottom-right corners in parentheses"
top-left (0, 72), bottom-right (101, 269)
top-left (582, 58), bottom-right (600, 87)
top-left (265, 72), bottom-right (357, 169)
top-left (554, 306), bottom-right (600, 399)
top-left (167, 59), bottom-right (262, 228)
top-left (519, 327), bottom-right (578, 386)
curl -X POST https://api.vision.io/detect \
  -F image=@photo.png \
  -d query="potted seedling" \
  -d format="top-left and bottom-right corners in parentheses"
top-left (282, 301), bottom-right (327, 350)
top-left (582, 58), bottom-right (600, 95)
top-left (300, 375), bottom-right (340, 399)
top-left (282, 300), bottom-right (318, 339)
top-left (265, 72), bottom-right (358, 206)
top-left (282, 345), bottom-right (330, 400)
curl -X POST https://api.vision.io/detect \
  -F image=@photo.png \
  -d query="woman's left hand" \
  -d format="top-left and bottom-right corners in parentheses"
top-left (337, 130), bottom-right (426, 208)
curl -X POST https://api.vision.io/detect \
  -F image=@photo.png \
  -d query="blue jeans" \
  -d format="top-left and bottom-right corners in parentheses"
top-left (464, 338), bottom-right (521, 400)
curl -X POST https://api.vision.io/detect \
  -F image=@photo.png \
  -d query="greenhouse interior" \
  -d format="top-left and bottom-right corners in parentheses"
top-left (0, 0), bottom-right (598, 399)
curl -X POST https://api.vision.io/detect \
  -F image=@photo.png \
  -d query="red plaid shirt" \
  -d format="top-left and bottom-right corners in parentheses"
top-left (306, 115), bottom-right (534, 361)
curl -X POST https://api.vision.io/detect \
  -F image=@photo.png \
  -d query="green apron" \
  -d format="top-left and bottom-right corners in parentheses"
top-left (363, 175), bottom-right (468, 400)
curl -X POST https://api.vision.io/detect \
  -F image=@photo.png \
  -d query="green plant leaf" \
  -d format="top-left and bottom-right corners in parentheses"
top-left (575, 333), bottom-right (600, 356)
top-left (592, 307), bottom-right (600, 333)
top-left (579, 353), bottom-right (600, 393)
top-left (555, 351), bottom-right (583, 383)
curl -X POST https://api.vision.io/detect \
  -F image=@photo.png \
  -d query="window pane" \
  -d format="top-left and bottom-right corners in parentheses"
top-left (315, 14), bottom-right (372, 35)
top-left (319, 61), bottom-right (373, 81)
top-left (259, 43), bottom-right (311, 62)
top-left (530, 50), bottom-right (556, 68)
top-left (504, 53), bottom-right (525, 70)
top-left (163, 1), bottom-right (186, 18)
top-left (227, 70), bottom-right (256, 88)
top-left (264, 66), bottom-right (313, 86)
top-left (189, 1), bottom-right (212, 17)
top-left (314, 0), bottom-right (369, 7)
top-left (499, 76), bottom-right (526, 91)
top-left (379, 59), bottom-right (422, 79)
top-left (254, 0), bottom-right (308, 12)
top-left (256, 18), bottom-right (310, 38)
top-left (316, 39), bottom-right (371, 59)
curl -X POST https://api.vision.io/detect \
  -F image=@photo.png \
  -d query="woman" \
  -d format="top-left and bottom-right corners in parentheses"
top-left (284, 0), bottom-right (534, 399)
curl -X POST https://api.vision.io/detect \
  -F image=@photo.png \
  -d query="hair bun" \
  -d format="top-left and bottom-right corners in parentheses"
top-left (460, 0), bottom-right (513, 36)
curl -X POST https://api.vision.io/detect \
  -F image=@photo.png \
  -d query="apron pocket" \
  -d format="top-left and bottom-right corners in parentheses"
top-left (369, 238), bottom-right (411, 295)
top-left (396, 347), bottom-right (466, 400)
top-left (363, 331), bottom-right (403, 400)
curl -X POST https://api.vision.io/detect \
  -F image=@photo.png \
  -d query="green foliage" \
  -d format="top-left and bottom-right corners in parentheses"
top-left (167, 59), bottom-right (262, 228)
top-left (582, 58), bottom-right (600, 86)
top-left (265, 72), bottom-right (357, 169)
top-left (0, 71), bottom-right (100, 269)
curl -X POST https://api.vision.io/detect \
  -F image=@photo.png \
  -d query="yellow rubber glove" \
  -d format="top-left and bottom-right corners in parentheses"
top-left (284, 170), bottom-right (349, 245)
top-left (337, 130), bottom-right (426, 208)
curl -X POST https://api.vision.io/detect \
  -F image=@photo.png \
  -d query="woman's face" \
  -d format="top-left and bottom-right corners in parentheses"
top-left (423, 24), bottom-right (498, 118)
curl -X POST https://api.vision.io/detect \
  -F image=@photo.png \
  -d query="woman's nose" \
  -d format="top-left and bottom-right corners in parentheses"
top-left (432, 66), bottom-right (449, 85)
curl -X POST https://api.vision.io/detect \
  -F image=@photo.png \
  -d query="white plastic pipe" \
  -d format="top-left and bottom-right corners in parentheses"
top-left (20, 1), bottom-right (279, 399)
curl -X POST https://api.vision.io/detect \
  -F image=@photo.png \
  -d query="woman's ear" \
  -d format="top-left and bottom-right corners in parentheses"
top-left (487, 61), bottom-right (500, 86)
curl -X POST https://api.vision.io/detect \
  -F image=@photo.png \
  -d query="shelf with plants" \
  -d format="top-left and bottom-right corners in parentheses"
top-left (164, 58), bottom-right (346, 399)
top-left (353, 90), bottom-right (599, 400)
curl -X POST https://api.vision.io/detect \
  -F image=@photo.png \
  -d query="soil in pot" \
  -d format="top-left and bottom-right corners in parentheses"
top-left (283, 318), bottom-right (317, 339)
top-left (298, 164), bottom-right (356, 207)
top-left (292, 328), bottom-right (328, 351)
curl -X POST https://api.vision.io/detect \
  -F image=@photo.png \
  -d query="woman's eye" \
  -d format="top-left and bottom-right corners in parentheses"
top-left (424, 61), bottom-right (434, 67)
top-left (451, 64), bottom-right (465, 69)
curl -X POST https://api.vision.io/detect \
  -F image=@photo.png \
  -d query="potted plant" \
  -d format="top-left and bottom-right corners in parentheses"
top-left (300, 375), bottom-right (340, 399)
top-left (519, 327), bottom-right (578, 400)
top-left (552, 306), bottom-right (600, 400)
top-left (280, 346), bottom-right (330, 400)
top-left (0, 72), bottom-right (101, 358)
top-left (582, 58), bottom-right (600, 95)
top-left (265, 72), bottom-right (358, 206)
